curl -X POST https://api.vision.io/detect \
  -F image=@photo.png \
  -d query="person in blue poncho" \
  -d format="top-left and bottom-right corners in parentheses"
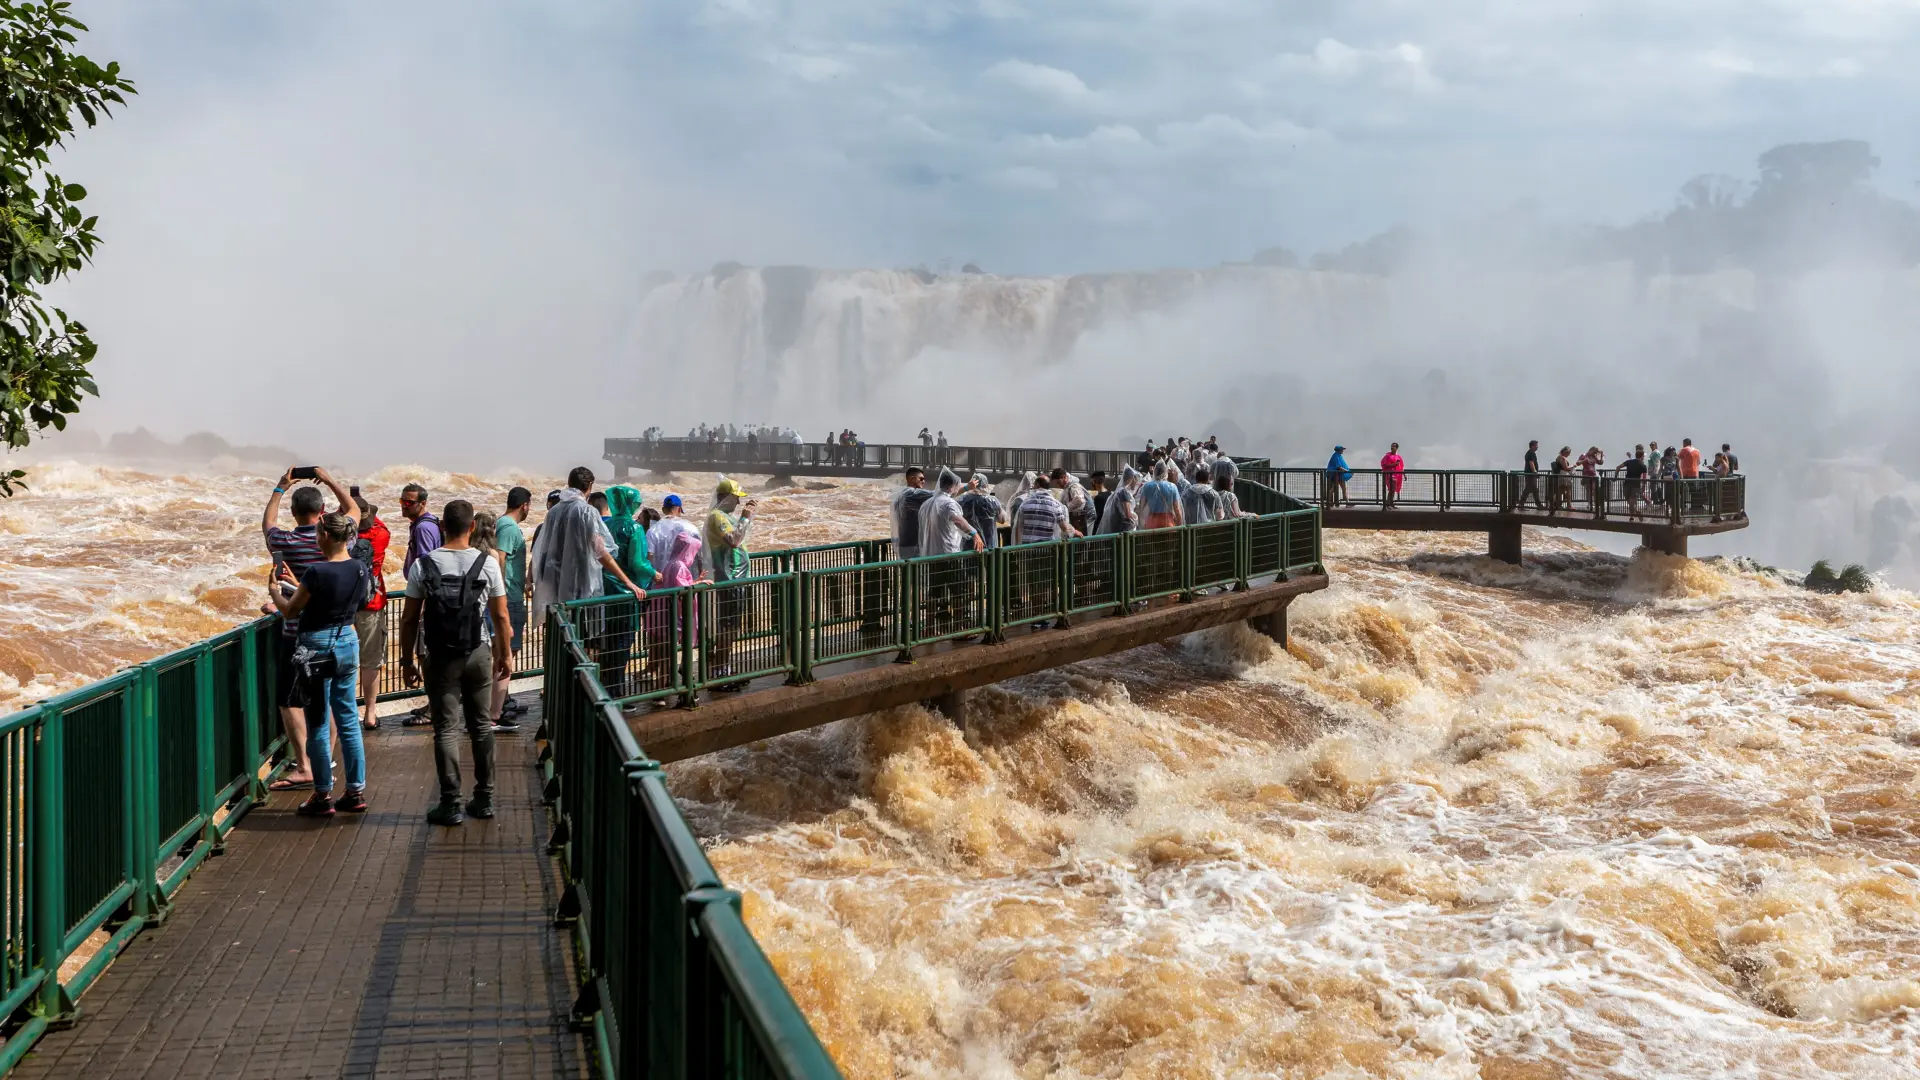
top-left (1325, 445), bottom-right (1354, 507)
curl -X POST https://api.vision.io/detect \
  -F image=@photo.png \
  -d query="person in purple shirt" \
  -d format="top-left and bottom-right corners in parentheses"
top-left (398, 482), bottom-right (443, 724)
top-left (400, 483), bottom-right (442, 570)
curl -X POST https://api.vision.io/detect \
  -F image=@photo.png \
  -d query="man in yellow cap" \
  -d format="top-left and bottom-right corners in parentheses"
top-left (704, 478), bottom-right (757, 689)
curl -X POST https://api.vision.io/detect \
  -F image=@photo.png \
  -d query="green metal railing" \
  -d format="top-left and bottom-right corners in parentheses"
top-left (549, 488), bottom-right (1322, 710)
top-left (0, 617), bottom-right (286, 1073)
top-left (542, 620), bottom-right (844, 1080)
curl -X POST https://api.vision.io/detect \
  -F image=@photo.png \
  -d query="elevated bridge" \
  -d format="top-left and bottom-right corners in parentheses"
top-left (1241, 467), bottom-right (1747, 561)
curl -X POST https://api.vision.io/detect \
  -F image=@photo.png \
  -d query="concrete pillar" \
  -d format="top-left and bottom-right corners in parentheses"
top-left (929, 689), bottom-right (968, 725)
top-left (1488, 521), bottom-right (1523, 564)
top-left (1643, 529), bottom-right (1688, 557)
top-left (1248, 599), bottom-right (1290, 649)
top-left (612, 461), bottom-right (630, 481)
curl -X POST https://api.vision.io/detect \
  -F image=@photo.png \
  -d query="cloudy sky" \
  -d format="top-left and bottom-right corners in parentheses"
top-left (37, 0), bottom-right (1920, 459)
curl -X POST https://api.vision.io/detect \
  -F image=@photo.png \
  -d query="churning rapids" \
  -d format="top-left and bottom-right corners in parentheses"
top-left (4, 461), bottom-right (1918, 1078)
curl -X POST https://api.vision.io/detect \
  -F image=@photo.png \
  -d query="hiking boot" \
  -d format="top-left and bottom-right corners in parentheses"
top-left (334, 788), bottom-right (368, 814)
top-left (296, 793), bottom-right (336, 818)
top-left (426, 799), bottom-right (465, 827)
top-left (465, 793), bottom-right (495, 820)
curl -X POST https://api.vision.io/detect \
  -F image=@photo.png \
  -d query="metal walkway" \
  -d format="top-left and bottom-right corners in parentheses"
top-left (11, 708), bottom-right (590, 1080)
top-left (605, 436), bottom-right (1156, 483)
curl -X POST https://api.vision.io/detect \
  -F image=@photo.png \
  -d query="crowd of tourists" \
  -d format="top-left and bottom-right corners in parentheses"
top-left (1321, 439), bottom-right (1740, 516)
top-left (258, 463), bottom-right (751, 828)
top-left (886, 436), bottom-right (1255, 562)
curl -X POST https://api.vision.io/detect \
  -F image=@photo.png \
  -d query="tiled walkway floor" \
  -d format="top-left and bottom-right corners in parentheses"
top-left (15, 702), bottom-right (590, 1080)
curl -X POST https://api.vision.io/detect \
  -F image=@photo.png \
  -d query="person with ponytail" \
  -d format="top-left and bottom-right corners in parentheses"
top-left (267, 509), bottom-right (371, 817)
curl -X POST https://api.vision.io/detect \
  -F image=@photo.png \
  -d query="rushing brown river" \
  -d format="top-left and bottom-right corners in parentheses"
top-left (4, 460), bottom-right (1917, 1078)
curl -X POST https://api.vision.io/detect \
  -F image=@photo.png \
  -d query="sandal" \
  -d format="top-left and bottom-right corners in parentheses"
top-left (269, 776), bottom-right (313, 791)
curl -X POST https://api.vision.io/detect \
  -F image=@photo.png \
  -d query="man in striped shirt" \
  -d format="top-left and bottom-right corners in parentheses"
top-left (1014, 475), bottom-right (1078, 544)
top-left (262, 466), bottom-right (357, 790)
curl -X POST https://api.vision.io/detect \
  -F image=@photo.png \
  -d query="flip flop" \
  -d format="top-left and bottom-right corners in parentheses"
top-left (270, 776), bottom-right (314, 791)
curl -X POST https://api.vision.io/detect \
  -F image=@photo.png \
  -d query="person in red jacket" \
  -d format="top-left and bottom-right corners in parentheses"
top-left (353, 493), bottom-right (391, 732)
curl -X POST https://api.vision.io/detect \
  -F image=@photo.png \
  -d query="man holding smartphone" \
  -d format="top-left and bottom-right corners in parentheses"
top-left (261, 465), bottom-right (358, 791)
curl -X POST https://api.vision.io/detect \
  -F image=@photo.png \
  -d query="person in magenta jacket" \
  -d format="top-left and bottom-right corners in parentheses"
top-left (1380, 443), bottom-right (1406, 509)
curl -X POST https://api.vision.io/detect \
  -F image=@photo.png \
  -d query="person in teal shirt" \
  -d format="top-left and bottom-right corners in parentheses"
top-left (491, 487), bottom-right (532, 724)
top-left (594, 485), bottom-right (657, 697)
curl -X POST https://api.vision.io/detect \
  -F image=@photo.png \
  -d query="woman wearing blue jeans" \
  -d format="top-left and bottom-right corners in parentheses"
top-left (269, 509), bottom-right (372, 817)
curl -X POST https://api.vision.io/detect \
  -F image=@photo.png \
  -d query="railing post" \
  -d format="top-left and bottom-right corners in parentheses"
top-left (1179, 526), bottom-right (1196, 602)
top-left (32, 705), bottom-right (75, 1027)
top-left (1234, 517), bottom-right (1251, 590)
top-left (896, 559), bottom-right (919, 662)
top-left (678, 590), bottom-right (698, 708)
top-left (793, 572), bottom-right (814, 683)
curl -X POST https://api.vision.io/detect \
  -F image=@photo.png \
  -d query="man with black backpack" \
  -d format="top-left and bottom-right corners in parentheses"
top-left (398, 499), bottom-right (511, 826)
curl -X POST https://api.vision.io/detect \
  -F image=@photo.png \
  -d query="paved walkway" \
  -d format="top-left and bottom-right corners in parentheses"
top-left (15, 700), bottom-right (590, 1080)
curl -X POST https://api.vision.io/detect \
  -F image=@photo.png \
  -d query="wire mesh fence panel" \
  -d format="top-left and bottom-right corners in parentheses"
top-left (249, 620), bottom-right (282, 757)
top-left (1066, 533), bottom-right (1121, 614)
top-left (1675, 479), bottom-right (1721, 522)
top-left (1386, 471), bottom-right (1441, 507)
top-left (1285, 511), bottom-right (1319, 571)
top-left (1247, 515), bottom-right (1285, 577)
top-left (696, 577), bottom-right (793, 689)
top-left (1190, 521), bottom-right (1240, 590)
top-left (910, 552), bottom-right (991, 645)
top-left (59, 686), bottom-right (130, 936)
top-left (806, 563), bottom-right (900, 666)
top-left (1718, 477), bottom-right (1744, 518)
top-left (788, 541), bottom-right (869, 575)
top-left (1130, 529), bottom-right (1185, 601)
top-left (1450, 472), bottom-right (1503, 508)
top-left (1000, 542), bottom-right (1063, 628)
top-left (375, 583), bottom-right (543, 702)
top-left (152, 657), bottom-right (203, 854)
top-left (208, 637), bottom-right (251, 796)
top-left (573, 595), bottom-right (650, 702)
top-left (1507, 471), bottom-right (1549, 512)
top-left (1277, 471), bottom-right (1322, 503)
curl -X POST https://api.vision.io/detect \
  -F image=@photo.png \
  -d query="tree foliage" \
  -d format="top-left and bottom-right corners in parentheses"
top-left (0, 1), bottom-right (132, 494)
top-left (1805, 559), bottom-right (1874, 594)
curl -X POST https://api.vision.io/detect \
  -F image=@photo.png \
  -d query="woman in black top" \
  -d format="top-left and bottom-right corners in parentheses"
top-left (269, 511), bottom-right (370, 817)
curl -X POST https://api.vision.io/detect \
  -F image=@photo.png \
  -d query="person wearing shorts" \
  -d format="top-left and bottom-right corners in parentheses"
top-left (352, 494), bottom-right (391, 731)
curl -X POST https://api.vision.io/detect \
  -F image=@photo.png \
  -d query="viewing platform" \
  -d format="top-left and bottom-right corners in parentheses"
top-left (605, 436), bottom-right (1149, 484)
top-left (1240, 467), bottom-right (1747, 560)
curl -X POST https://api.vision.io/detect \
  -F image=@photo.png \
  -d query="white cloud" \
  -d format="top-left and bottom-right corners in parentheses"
top-left (982, 58), bottom-right (1093, 103)
top-left (1278, 37), bottom-right (1442, 94)
top-left (1155, 113), bottom-right (1320, 149)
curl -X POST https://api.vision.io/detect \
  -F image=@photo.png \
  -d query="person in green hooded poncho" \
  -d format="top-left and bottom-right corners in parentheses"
top-left (596, 486), bottom-right (660, 697)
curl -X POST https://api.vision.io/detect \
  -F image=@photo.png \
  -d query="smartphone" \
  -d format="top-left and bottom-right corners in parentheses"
top-left (289, 466), bottom-right (319, 480)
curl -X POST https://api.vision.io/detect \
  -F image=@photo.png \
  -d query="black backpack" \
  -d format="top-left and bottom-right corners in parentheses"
top-left (419, 552), bottom-right (491, 657)
top-left (349, 536), bottom-right (379, 606)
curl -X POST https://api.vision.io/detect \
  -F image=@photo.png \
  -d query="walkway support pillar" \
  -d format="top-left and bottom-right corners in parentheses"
top-left (1488, 522), bottom-right (1523, 565)
top-left (928, 689), bottom-right (969, 725)
top-left (1643, 529), bottom-right (1688, 557)
top-left (1248, 598), bottom-right (1291, 649)
top-left (612, 461), bottom-right (630, 481)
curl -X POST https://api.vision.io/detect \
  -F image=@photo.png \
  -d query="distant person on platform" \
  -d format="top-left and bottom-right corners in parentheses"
top-left (1211, 459), bottom-right (1254, 519)
top-left (400, 499), bottom-right (509, 826)
top-left (262, 466), bottom-right (358, 791)
top-left (936, 430), bottom-right (949, 465)
top-left (532, 467), bottom-right (648, 617)
top-left (1325, 445), bottom-right (1353, 507)
top-left (266, 505), bottom-right (369, 818)
top-left (1098, 466), bottom-right (1143, 534)
top-left (704, 479), bottom-right (756, 689)
top-left (1519, 440), bottom-right (1546, 511)
top-left (1380, 443), bottom-right (1406, 509)
top-left (1549, 446), bottom-right (1574, 513)
top-left (492, 487), bottom-right (531, 727)
top-left (958, 474), bottom-right (1004, 549)
top-left (1721, 443), bottom-right (1739, 473)
top-left (891, 466), bottom-right (934, 560)
top-left (1617, 446), bottom-right (1649, 519)
top-left (1180, 462), bottom-right (1222, 524)
top-left (1140, 463), bottom-right (1183, 529)
top-left (918, 427), bottom-right (933, 453)
top-left (352, 492), bottom-right (390, 732)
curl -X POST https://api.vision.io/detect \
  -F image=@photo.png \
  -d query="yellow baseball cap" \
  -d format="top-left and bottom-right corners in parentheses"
top-left (715, 478), bottom-right (748, 499)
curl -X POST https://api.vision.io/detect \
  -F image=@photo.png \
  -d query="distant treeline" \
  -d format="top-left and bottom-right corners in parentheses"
top-left (1254, 141), bottom-right (1920, 276)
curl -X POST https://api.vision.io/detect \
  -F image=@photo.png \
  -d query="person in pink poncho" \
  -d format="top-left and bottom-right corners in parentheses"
top-left (1380, 442), bottom-right (1406, 509)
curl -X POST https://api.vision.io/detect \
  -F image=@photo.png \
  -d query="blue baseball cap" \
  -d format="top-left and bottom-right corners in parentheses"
top-left (662, 494), bottom-right (683, 509)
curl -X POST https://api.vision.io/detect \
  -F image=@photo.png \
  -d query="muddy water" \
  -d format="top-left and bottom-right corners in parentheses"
top-left (5, 461), bottom-right (1918, 1077)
